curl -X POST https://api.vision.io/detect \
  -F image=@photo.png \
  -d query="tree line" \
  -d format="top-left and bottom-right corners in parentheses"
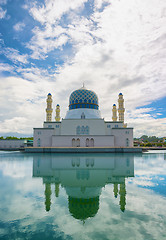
top-left (0, 136), bottom-right (33, 140)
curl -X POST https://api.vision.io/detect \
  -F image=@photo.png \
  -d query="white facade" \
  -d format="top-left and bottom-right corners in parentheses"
top-left (0, 139), bottom-right (26, 149)
top-left (33, 87), bottom-right (133, 148)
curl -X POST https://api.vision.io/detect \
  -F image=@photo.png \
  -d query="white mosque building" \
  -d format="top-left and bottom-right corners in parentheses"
top-left (33, 86), bottom-right (133, 148)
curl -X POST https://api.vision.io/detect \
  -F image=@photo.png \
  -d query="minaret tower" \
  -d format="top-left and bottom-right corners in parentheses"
top-left (112, 104), bottom-right (117, 121)
top-left (55, 104), bottom-right (60, 122)
top-left (46, 93), bottom-right (53, 122)
top-left (118, 93), bottom-right (125, 122)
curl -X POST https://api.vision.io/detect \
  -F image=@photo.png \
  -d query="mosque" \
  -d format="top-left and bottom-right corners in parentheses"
top-left (33, 86), bottom-right (133, 148)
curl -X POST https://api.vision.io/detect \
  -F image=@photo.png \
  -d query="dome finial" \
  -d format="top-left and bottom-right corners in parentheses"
top-left (81, 82), bottom-right (85, 89)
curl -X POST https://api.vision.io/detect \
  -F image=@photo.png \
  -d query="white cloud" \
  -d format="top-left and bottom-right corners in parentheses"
top-left (13, 22), bottom-right (25, 32)
top-left (1, 47), bottom-right (28, 64)
top-left (0, 69), bottom-right (57, 134)
top-left (25, 0), bottom-right (89, 59)
top-left (0, 0), bottom-right (7, 19)
top-left (0, 62), bottom-right (14, 72)
top-left (26, 26), bottom-right (69, 59)
top-left (29, 0), bottom-right (88, 25)
top-left (0, 6), bottom-right (6, 19)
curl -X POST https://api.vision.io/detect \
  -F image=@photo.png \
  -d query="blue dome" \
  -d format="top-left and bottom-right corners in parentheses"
top-left (69, 87), bottom-right (99, 110)
top-left (119, 93), bottom-right (122, 95)
top-left (48, 93), bottom-right (51, 95)
top-left (113, 104), bottom-right (116, 106)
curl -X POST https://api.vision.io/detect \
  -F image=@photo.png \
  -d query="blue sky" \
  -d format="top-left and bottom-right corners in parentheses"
top-left (0, 0), bottom-right (166, 137)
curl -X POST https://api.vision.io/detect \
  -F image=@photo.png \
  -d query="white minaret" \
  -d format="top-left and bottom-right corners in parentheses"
top-left (46, 93), bottom-right (53, 122)
top-left (112, 104), bottom-right (117, 121)
top-left (118, 93), bottom-right (125, 122)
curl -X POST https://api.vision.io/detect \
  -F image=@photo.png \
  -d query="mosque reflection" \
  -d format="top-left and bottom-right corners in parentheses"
top-left (33, 154), bottom-right (134, 220)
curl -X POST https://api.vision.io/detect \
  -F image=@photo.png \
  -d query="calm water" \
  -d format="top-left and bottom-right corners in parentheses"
top-left (0, 151), bottom-right (166, 240)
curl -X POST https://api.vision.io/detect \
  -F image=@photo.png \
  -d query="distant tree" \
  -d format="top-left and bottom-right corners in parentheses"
top-left (140, 143), bottom-right (145, 147)
top-left (157, 143), bottom-right (162, 147)
top-left (140, 135), bottom-right (149, 141)
top-left (145, 142), bottom-right (152, 147)
top-left (5, 136), bottom-right (19, 140)
top-left (0, 136), bottom-right (33, 140)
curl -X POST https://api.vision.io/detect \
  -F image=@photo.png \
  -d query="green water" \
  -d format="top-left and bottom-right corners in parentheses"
top-left (0, 151), bottom-right (166, 240)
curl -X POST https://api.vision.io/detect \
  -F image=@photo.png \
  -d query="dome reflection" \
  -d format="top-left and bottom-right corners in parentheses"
top-left (33, 154), bottom-right (134, 219)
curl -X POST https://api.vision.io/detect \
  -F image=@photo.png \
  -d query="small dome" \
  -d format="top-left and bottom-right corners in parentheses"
top-left (119, 93), bottom-right (123, 95)
top-left (69, 87), bottom-right (99, 110)
top-left (113, 104), bottom-right (116, 106)
top-left (57, 104), bottom-right (60, 106)
top-left (48, 93), bottom-right (51, 96)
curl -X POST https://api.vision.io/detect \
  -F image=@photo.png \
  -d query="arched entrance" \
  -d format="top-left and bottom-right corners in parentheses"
top-left (76, 138), bottom-right (80, 147)
top-left (90, 138), bottom-right (94, 147)
top-left (72, 138), bottom-right (75, 147)
top-left (86, 138), bottom-right (89, 147)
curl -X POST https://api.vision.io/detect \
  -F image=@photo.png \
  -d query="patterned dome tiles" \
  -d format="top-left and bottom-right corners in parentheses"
top-left (69, 88), bottom-right (99, 110)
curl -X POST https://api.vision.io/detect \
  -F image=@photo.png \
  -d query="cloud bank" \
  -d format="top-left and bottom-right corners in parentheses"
top-left (0, 0), bottom-right (166, 136)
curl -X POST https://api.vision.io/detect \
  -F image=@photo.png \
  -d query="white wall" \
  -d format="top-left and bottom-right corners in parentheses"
top-left (0, 139), bottom-right (25, 149)
top-left (33, 120), bottom-right (133, 148)
top-left (52, 135), bottom-right (115, 147)
top-left (43, 122), bottom-right (61, 135)
top-left (61, 119), bottom-right (105, 135)
top-left (33, 128), bottom-right (55, 147)
top-left (105, 121), bottom-right (124, 135)
top-left (111, 128), bottom-right (133, 147)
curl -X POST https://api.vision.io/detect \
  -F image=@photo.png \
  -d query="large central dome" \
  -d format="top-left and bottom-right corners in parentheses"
top-left (69, 87), bottom-right (99, 110)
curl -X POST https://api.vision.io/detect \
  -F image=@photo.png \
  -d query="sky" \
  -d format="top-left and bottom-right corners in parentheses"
top-left (0, 0), bottom-right (166, 138)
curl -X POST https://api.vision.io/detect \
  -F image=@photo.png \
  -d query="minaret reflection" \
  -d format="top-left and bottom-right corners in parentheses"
top-left (45, 183), bottom-right (52, 212)
top-left (55, 183), bottom-right (59, 198)
top-left (33, 154), bottom-right (134, 219)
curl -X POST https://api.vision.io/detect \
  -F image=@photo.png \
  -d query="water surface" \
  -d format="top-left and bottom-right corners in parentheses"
top-left (0, 151), bottom-right (166, 240)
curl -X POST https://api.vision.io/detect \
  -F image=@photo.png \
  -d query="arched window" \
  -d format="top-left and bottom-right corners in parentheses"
top-left (86, 138), bottom-right (89, 147)
top-left (72, 138), bottom-right (75, 147)
top-left (85, 126), bottom-right (89, 135)
top-left (81, 126), bottom-right (85, 134)
top-left (90, 138), bottom-right (94, 147)
top-left (76, 126), bottom-right (81, 135)
top-left (81, 112), bottom-right (85, 119)
top-left (76, 126), bottom-right (89, 135)
top-left (76, 138), bottom-right (80, 147)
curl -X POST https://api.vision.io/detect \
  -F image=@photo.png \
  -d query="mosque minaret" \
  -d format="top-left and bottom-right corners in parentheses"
top-left (55, 104), bottom-right (60, 122)
top-left (46, 93), bottom-right (53, 122)
top-left (118, 93), bottom-right (125, 122)
top-left (112, 104), bottom-right (117, 121)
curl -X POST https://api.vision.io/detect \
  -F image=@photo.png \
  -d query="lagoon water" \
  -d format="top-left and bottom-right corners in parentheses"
top-left (0, 151), bottom-right (166, 240)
